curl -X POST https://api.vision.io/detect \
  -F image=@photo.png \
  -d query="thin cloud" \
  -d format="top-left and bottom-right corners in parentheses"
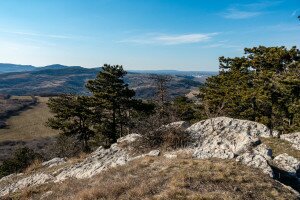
top-left (223, 9), bottom-right (262, 19)
top-left (155, 34), bottom-right (213, 45)
top-left (0, 29), bottom-right (87, 40)
top-left (222, 1), bottom-right (282, 20)
top-left (118, 33), bottom-right (218, 45)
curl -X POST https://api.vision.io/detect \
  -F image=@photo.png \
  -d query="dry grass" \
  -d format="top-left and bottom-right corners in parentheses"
top-left (9, 96), bottom-right (34, 100)
top-left (24, 159), bottom-right (43, 174)
top-left (0, 97), bottom-right (59, 141)
top-left (11, 157), bottom-right (299, 200)
top-left (261, 137), bottom-right (300, 160)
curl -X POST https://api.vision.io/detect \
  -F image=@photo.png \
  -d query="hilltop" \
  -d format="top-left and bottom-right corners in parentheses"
top-left (0, 117), bottom-right (299, 199)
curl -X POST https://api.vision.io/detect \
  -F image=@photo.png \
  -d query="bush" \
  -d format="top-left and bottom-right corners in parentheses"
top-left (47, 135), bottom-right (83, 158)
top-left (0, 147), bottom-right (41, 178)
top-left (133, 106), bottom-right (191, 151)
top-left (141, 127), bottom-right (191, 150)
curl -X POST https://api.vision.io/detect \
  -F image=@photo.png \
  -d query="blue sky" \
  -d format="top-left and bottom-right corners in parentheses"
top-left (0, 0), bottom-right (299, 71)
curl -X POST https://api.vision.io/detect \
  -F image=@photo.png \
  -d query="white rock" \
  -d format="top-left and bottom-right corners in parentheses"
top-left (253, 143), bottom-right (273, 161)
top-left (0, 120), bottom-right (288, 197)
top-left (146, 150), bottom-right (160, 157)
top-left (0, 173), bottom-right (54, 197)
top-left (55, 146), bottom-right (130, 181)
top-left (164, 153), bottom-right (178, 159)
top-left (236, 144), bottom-right (274, 177)
top-left (55, 134), bottom-right (155, 182)
top-left (42, 158), bottom-right (66, 168)
top-left (273, 153), bottom-right (300, 177)
top-left (187, 117), bottom-right (274, 139)
top-left (117, 133), bottom-right (141, 144)
top-left (187, 117), bottom-right (263, 159)
top-left (280, 132), bottom-right (300, 150)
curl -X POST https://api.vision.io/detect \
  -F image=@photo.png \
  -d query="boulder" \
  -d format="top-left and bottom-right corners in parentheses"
top-left (187, 117), bottom-right (264, 159)
top-left (187, 117), bottom-right (274, 139)
top-left (236, 144), bottom-right (274, 177)
top-left (280, 132), bottom-right (300, 150)
top-left (273, 154), bottom-right (300, 177)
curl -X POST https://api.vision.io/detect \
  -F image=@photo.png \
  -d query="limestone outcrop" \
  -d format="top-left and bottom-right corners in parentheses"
top-left (280, 132), bottom-right (300, 150)
top-left (185, 117), bottom-right (274, 176)
top-left (0, 117), bottom-right (299, 197)
top-left (273, 153), bottom-right (300, 178)
top-left (42, 158), bottom-right (66, 168)
top-left (0, 134), bottom-right (159, 197)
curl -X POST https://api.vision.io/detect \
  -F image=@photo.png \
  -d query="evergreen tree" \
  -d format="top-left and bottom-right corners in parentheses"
top-left (47, 95), bottom-right (94, 151)
top-left (86, 64), bottom-right (148, 144)
top-left (199, 46), bottom-right (300, 133)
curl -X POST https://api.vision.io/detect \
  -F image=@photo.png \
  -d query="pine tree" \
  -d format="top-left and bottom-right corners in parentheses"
top-left (86, 64), bottom-right (146, 144)
top-left (47, 95), bottom-right (94, 151)
top-left (199, 46), bottom-right (300, 133)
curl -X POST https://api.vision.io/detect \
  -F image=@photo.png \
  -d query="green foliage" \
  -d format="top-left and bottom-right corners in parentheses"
top-left (47, 95), bottom-right (94, 151)
top-left (0, 147), bottom-right (41, 178)
top-left (48, 64), bottom-right (154, 149)
top-left (86, 64), bottom-right (153, 145)
top-left (173, 96), bottom-right (198, 122)
top-left (199, 46), bottom-right (300, 134)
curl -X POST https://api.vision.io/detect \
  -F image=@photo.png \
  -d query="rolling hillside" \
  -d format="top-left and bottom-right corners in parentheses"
top-left (0, 66), bottom-right (209, 99)
top-left (0, 64), bottom-right (36, 73)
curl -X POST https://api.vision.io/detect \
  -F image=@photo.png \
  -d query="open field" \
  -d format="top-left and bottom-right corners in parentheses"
top-left (0, 97), bottom-right (59, 142)
top-left (0, 97), bottom-right (59, 163)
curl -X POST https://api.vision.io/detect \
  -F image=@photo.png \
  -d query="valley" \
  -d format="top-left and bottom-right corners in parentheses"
top-left (0, 97), bottom-right (58, 164)
top-left (0, 64), bottom-right (210, 99)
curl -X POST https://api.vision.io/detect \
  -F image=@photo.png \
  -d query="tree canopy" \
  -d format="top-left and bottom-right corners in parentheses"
top-left (48, 64), bottom-right (153, 150)
top-left (199, 46), bottom-right (300, 134)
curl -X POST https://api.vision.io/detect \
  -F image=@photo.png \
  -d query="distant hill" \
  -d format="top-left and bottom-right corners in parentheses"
top-left (36, 64), bottom-right (72, 70)
top-left (0, 63), bottom-right (85, 74)
top-left (0, 63), bottom-right (36, 73)
top-left (129, 69), bottom-right (217, 76)
top-left (0, 64), bottom-right (214, 99)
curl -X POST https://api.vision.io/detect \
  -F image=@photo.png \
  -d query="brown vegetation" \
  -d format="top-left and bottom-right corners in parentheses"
top-left (261, 137), bottom-right (300, 160)
top-left (0, 97), bottom-right (59, 141)
top-left (8, 157), bottom-right (299, 200)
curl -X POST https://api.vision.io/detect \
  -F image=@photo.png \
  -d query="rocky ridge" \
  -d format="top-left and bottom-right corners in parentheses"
top-left (0, 117), bottom-right (299, 197)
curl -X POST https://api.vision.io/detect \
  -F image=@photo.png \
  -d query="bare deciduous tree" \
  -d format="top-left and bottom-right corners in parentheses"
top-left (149, 74), bottom-right (172, 104)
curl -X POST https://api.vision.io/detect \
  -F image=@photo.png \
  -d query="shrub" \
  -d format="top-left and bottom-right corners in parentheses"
top-left (138, 127), bottom-right (191, 151)
top-left (47, 135), bottom-right (82, 158)
top-left (0, 147), bottom-right (41, 178)
top-left (132, 103), bottom-right (191, 151)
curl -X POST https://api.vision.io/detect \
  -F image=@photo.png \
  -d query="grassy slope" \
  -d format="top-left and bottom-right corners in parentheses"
top-left (0, 97), bottom-right (59, 141)
top-left (11, 157), bottom-right (299, 200)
